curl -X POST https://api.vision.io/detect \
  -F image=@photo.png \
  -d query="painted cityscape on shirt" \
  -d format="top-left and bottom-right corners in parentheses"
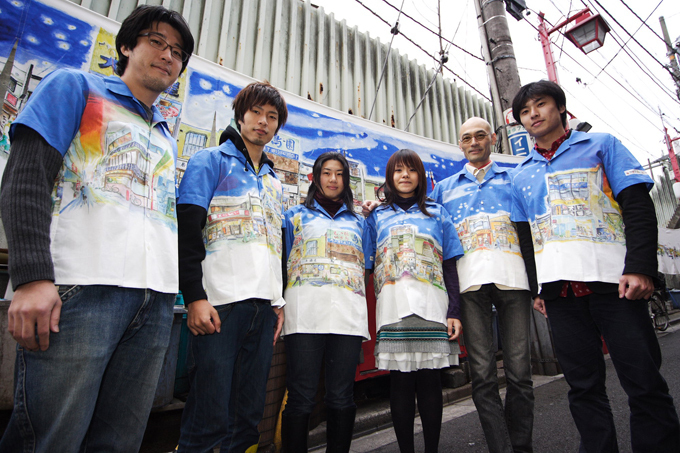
top-left (440, 176), bottom-right (522, 257)
top-left (529, 165), bottom-right (625, 251)
top-left (287, 211), bottom-right (365, 296)
top-left (204, 174), bottom-right (283, 256)
top-left (455, 211), bottom-right (521, 256)
top-left (51, 97), bottom-right (177, 227)
top-left (373, 209), bottom-right (445, 295)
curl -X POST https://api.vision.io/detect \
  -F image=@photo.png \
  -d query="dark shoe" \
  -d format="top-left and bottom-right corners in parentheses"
top-left (326, 407), bottom-right (356, 453)
top-left (282, 413), bottom-right (310, 453)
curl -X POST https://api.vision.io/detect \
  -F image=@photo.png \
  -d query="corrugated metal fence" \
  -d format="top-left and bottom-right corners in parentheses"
top-left (652, 167), bottom-right (680, 228)
top-left (72, 0), bottom-right (494, 144)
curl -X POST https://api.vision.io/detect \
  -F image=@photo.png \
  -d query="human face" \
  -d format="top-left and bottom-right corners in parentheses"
top-left (518, 96), bottom-right (566, 147)
top-left (120, 22), bottom-right (184, 106)
top-left (238, 103), bottom-right (279, 150)
top-left (317, 159), bottom-right (344, 201)
top-left (392, 162), bottom-right (419, 198)
top-left (459, 119), bottom-right (495, 168)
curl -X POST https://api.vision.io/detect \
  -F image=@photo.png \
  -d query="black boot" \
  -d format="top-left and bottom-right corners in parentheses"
top-left (326, 407), bottom-right (356, 453)
top-left (282, 413), bottom-right (310, 453)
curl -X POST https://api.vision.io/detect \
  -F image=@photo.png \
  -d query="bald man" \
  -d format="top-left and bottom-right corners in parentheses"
top-left (431, 117), bottom-right (535, 453)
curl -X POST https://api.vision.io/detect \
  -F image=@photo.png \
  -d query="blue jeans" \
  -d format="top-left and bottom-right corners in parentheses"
top-left (545, 290), bottom-right (680, 452)
top-left (0, 285), bottom-right (175, 453)
top-left (460, 286), bottom-right (534, 453)
top-left (178, 299), bottom-right (276, 453)
top-left (283, 333), bottom-right (362, 416)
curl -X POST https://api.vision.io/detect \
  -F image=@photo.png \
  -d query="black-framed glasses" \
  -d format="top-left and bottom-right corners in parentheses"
top-left (138, 32), bottom-right (189, 62)
top-left (460, 132), bottom-right (489, 144)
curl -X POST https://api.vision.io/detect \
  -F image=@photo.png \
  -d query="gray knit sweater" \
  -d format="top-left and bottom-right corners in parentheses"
top-left (0, 125), bottom-right (63, 289)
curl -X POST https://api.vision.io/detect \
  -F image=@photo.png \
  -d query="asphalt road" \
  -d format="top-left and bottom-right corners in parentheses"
top-left (347, 324), bottom-right (680, 453)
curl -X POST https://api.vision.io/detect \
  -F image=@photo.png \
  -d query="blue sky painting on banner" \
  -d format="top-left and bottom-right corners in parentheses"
top-left (183, 55), bottom-right (522, 197)
top-left (0, 0), bottom-right (523, 204)
top-left (0, 0), bottom-right (95, 75)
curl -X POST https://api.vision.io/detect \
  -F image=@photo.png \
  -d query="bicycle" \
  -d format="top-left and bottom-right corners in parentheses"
top-left (649, 289), bottom-right (670, 332)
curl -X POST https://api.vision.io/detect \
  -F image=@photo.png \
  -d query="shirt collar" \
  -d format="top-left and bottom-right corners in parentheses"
top-left (465, 160), bottom-right (492, 176)
top-left (103, 75), bottom-right (166, 125)
top-left (535, 130), bottom-right (571, 160)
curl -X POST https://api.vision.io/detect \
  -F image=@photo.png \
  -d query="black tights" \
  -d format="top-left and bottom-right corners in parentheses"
top-left (389, 369), bottom-right (443, 453)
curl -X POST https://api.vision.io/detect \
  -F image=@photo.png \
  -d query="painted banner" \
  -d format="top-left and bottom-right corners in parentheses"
top-left (0, 0), bottom-right (523, 207)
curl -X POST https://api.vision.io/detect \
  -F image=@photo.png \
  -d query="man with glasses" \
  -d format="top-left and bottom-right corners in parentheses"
top-left (0, 5), bottom-right (193, 452)
top-left (431, 117), bottom-right (535, 453)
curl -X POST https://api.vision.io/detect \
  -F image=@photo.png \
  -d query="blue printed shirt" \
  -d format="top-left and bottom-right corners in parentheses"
top-left (11, 69), bottom-right (178, 292)
top-left (510, 130), bottom-right (653, 285)
top-left (365, 202), bottom-right (463, 330)
top-left (178, 138), bottom-right (284, 306)
top-left (283, 201), bottom-right (369, 338)
top-left (432, 162), bottom-right (529, 292)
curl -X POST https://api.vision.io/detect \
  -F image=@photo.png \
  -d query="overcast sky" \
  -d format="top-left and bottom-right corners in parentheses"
top-left (310, 0), bottom-right (680, 169)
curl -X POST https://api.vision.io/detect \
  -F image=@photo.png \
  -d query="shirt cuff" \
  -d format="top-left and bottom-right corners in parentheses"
top-left (271, 297), bottom-right (286, 308)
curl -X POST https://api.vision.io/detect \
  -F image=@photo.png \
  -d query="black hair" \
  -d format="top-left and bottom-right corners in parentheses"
top-left (305, 152), bottom-right (356, 216)
top-left (233, 81), bottom-right (288, 134)
top-left (511, 80), bottom-right (567, 128)
top-left (379, 149), bottom-right (432, 217)
top-left (116, 5), bottom-right (194, 76)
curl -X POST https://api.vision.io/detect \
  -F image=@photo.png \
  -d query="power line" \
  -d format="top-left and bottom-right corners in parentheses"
top-left (526, 9), bottom-right (678, 116)
top-left (585, 0), bottom-right (675, 79)
top-left (558, 63), bottom-right (662, 151)
top-left (352, 0), bottom-right (491, 101)
top-left (617, 0), bottom-right (667, 44)
top-left (378, 0), bottom-right (483, 61)
top-left (594, 0), bottom-right (663, 78)
top-left (368, 0), bottom-right (405, 121)
top-left (578, 0), bottom-right (680, 103)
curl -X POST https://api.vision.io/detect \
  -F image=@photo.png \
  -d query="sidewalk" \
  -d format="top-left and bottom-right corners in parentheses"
top-left (304, 307), bottom-right (680, 451)
top-left (307, 363), bottom-right (501, 450)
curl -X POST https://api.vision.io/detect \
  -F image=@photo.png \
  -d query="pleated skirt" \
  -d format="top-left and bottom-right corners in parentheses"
top-left (374, 315), bottom-right (460, 372)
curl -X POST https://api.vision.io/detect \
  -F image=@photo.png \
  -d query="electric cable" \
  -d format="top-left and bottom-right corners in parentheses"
top-left (405, 51), bottom-right (448, 131)
top-left (353, 0), bottom-right (490, 100)
top-left (368, 0), bottom-right (405, 121)
top-left (585, 0), bottom-right (675, 79)
top-left (525, 10), bottom-right (678, 116)
top-left (522, 16), bottom-right (664, 132)
top-left (617, 0), bottom-right (667, 44)
top-left (594, 0), bottom-right (663, 78)
top-left (377, 0), bottom-right (483, 61)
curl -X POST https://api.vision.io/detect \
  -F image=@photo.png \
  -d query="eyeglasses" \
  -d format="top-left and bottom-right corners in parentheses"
top-left (459, 132), bottom-right (489, 144)
top-left (138, 32), bottom-right (189, 62)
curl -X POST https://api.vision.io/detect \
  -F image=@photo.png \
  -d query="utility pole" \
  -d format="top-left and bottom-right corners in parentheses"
top-left (474, 0), bottom-right (523, 155)
top-left (659, 16), bottom-right (680, 102)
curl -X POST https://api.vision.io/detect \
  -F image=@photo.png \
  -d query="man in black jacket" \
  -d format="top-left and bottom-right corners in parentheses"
top-left (510, 80), bottom-right (680, 452)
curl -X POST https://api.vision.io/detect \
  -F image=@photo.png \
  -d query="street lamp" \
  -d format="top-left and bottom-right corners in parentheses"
top-left (538, 8), bottom-right (611, 83)
top-left (564, 9), bottom-right (611, 54)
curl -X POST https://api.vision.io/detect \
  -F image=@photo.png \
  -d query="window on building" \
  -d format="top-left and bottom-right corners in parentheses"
top-left (183, 132), bottom-right (208, 158)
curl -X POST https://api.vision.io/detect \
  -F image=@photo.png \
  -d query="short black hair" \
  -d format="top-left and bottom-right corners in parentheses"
top-left (233, 81), bottom-right (288, 134)
top-left (305, 152), bottom-right (356, 216)
top-left (512, 80), bottom-right (567, 128)
top-left (116, 5), bottom-right (194, 77)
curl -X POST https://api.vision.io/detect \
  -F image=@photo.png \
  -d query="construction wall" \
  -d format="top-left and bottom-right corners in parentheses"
top-left (69, 0), bottom-right (494, 141)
